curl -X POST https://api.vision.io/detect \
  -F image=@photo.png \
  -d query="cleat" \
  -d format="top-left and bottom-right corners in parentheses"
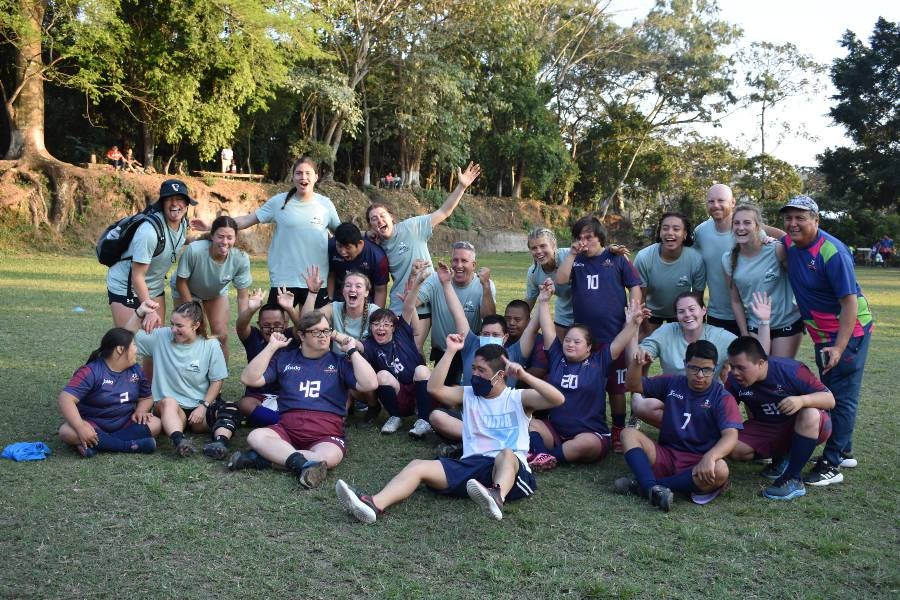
top-left (649, 485), bottom-right (674, 512)
top-left (202, 441), bottom-right (229, 460)
top-left (129, 437), bottom-right (157, 454)
top-left (77, 444), bottom-right (98, 458)
top-left (527, 452), bottom-right (557, 472)
top-left (466, 480), bottom-right (503, 521)
top-left (175, 438), bottom-right (196, 458)
top-left (226, 450), bottom-right (270, 471)
top-left (760, 456), bottom-right (789, 480)
top-left (613, 476), bottom-right (642, 496)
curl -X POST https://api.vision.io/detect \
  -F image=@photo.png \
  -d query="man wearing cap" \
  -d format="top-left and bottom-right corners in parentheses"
top-left (780, 195), bottom-right (874, 485)
top-left (107, 179), bottom-right (198, 331)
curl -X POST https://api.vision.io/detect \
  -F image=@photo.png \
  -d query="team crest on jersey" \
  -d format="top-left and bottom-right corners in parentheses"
top-left (676, 275), bottom-right (689, 287)
top-left (774, 384), bottom-right (785, 396)
top-left (701, 398), bottom-right (711, 408)
top-left (396, 242), bottom-right (410, 255)
top-left (807, 258), bottom-right (817, 271)
top-left (325, 364), bottom-right (337, 374)
top-left (129, 373), bottom-right (140, 383)
top-left (602, 259), bottom-right (613, 267)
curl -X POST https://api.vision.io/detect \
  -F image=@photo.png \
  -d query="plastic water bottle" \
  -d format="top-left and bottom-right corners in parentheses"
top-left (72, 306), bottom-right (86, 313)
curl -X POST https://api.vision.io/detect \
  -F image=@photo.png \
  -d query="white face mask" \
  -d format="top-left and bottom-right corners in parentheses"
top-left (479, 336), bottom-right (503, 348)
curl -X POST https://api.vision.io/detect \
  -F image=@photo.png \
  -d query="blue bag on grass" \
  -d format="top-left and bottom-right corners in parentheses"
top-left (2, 442), bottom-right (52, 461)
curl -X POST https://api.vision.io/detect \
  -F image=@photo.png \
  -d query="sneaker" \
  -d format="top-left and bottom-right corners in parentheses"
top-left (226, 449), bottom-right (271, 471)
top-left (612, 426), bottom-right (624, 454)
top-left (408, 418), bottom-right (433, 439)
top-left (527, 452), bottom-right (558, 472)
top-left (202, 440), bottom-right (229, 460)
top-left (128, 437), bottom-right (157, 454)
top-left (759, 456), bottom-right (789, 480)
top-left (763, 477), bottom-right (807, 500)
top-left (380, 416), bottom-right (403, 435)
top-left (691, 480), bottom-right (730, 505)
top-left (353, 400), bottom-right (369, 414)
top-left (839, 452), bottom-right (858, 468)
top-left (77, 443), bottom-right (98, 458)
top-left (803, 457), bottom-right (843, 486)
top-left (649, 485), bottom-right (674, 512)
top-left (435, 442), bottom-right (463, 459)
top-left (298, 460), bottom-right (328, 489)
top-left (613, 476), bottom-right (641, 496)
top-left (626, 415), bottom-right (641, 430)
top-left (335, 479), bottom-right (380, 524)
top-left (175, 437), bottom-right (196, 458)
top-left (466, 479), bottom-right (504, 521)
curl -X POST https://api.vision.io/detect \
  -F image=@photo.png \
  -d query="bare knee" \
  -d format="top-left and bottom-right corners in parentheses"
top-left (146, 416), bottom-right (163, 436)
top-left (621, 427), bottom-right (642, 450)
top-left (376, 370), bottom-right (399, 388)
top-left (795, 407), bottom-right (820, 432)
top-left (413, 365), bottom-right (431, 381)
top-left (730, 442), bottom-right (755, 462)
top-left (58, 422), bottom-right (78, 444)
top-left (714, 459), bottom-right (730, 484)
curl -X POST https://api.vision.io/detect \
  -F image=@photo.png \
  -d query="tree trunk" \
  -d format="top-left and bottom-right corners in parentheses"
top-left (496, 176), bottom-right (503, 197)
top-left (512, 158), bottom-right (525, 199)
top-left (399, 137), bottom-right (422, 188)
top-left (4, 0), bottom-right (49, 160)
top-left (361, 90), bottom-right (371, 187)
top-left (599, 133), bottom-right (648, 218)
top-left (760, 103), bottom-right (767, 201)
top-left (140, 118), bottom-right (155, 169)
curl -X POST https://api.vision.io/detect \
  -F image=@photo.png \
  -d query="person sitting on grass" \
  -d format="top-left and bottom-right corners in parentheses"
top-left (124, 300), bottom-right (233, 459)
top-left (725, 336), bottom-right (835, 500)
top-left (235, 288), bottom-right (300, 428)
top-left (614, 340), bottom-right (743, 511)
top-left (353, 264), bottom-right (432, 436)
top-left (57, 327), bottom-right (161, 457)
top-left (230, 311), bottom-right (378, 489)
top-left (334, 336), bottom-right (564, 523)
top-left (521, 280), bottom-right (646, 472)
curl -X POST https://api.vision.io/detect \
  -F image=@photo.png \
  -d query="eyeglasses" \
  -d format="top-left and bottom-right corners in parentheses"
top-left (686, 365), bottom-right (715, 377)
top-left (303, 328), bottom-right (333, 338)
top-left (260, 325), bottom-right (285, 332)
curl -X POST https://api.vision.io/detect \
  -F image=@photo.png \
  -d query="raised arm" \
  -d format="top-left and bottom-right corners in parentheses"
top-left (438, 262), bottom-right (470, 337)
top-left (625, 353), bottom-right (644, 395)
top-left (275, 288), bottom-right (302, 328)
top-left (748, 291), bottom-right (772, 355)
top-left (335, 335), bottom-right (378, 392)
top-left (430, 162), bottom-right (481, 228)
top-left (609, 296), bottom-right (646, 360)
top-left (300, 265), bottom-right (333, 320)
top-left (517, 286), bottom-right (547, 360)
top-left (191, 213), bottom-right (259, 232)
top-left (401, 261), bottom-right (431, 325)
top-left (478, 267), bottom-right (496, 318)
top-left (506, 358), bottom-right (564, 412)
top-left (236, 288), bottom-right (265, 340)
top-left (241, 332), bottom-right (291, 388)
top-left (556, 240), bottom-right (584, 285)
top-left (124, 300), bottom-right (160, 333)
top-left (426, 334), bottom-right (466, 407)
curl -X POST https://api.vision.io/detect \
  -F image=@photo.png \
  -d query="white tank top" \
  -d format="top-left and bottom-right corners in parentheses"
top-left (461, 386), bottom-right (530, 467)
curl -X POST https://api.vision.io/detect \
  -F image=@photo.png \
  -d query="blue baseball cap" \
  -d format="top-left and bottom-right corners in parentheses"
top-left (779, 195), bottom-right (818, 215)
top-left (158, 179), bottom-right (197, 205)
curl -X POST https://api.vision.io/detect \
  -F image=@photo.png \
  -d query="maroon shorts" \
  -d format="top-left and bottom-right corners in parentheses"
top-left (395, 382), bottom-right (416, 417)
top-left (652, 444), bottom-right (703, 478)
top-left (540, 419), bottom-right (611, 459)
top-left (269, 409), bottom-right (347, 456)
top-left (738, 410), bottom-right (831, 458)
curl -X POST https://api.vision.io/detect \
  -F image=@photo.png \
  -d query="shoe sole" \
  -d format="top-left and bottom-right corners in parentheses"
top-left (840, 459), bottom-right (858, 468)
top-left (528, 455), bottom-right (558, 472)
top-left (176, 441), bottom-right (196, 458)
top-left (613, 478), bottom-right (640, 496)
top-left (380, 426), bottom-right (401, 435)
top-left (466, 480), bottom-right (502, 520)
top-left (203, 443), bottom-right (228, 460)
top-left (650, 486), bottom-right (673, 512)
top-left (335, 480), bottom-right (377, 524)
top-left (226, 451), bottom-right (247, 471)
top-left (805, 472), bottom-right (844, 487)
top-left (763, 487), bottom-right (807, 500)
top-left (299, 461), bottom-right (329, 489)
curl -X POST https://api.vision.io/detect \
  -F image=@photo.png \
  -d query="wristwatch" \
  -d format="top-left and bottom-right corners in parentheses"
top-left (345, 347), bottom-right (358, 358)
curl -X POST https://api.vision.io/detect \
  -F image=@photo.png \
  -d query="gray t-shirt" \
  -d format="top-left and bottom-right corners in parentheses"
top-left (693, 218), bottom-right (738, 320)
top-left (106, 213), bottom-right (186, 298)
top-left (639, 322), bottom-right (736, 378)
top-left (171, 240), bottom-right (252, 301)
top-left (722, 243), bottom-right (800, 330)
top-left (524, 248), bottom-right (574, 326)
top-left (135, 327), bottom-right (228, 409)
top-left (255, 191), bottom-right (340, 288)
top-left (417, 273), bottom-right (496, 351)
top-left (633, 244), bottom-right (707, 318)
top-left (380, 214), bottom-right (434, 313)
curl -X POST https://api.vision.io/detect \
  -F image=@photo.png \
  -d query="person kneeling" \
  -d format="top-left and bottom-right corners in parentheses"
top-left (614, 340), bottom-right (742, 511)
top-left (725, 336), bottom-right (835, 500)
top-left (335, 335), bottom-right (564, 523)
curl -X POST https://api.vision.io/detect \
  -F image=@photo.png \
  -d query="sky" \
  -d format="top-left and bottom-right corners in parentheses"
top-left (608, 0), bottom-right (899, 166)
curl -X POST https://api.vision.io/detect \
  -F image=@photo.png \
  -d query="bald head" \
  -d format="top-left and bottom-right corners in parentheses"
top-left (706, 183), bottom-right (736, 222)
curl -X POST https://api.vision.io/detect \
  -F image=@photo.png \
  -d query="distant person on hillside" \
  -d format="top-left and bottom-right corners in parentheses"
top-left (365, 162), bottom-right (481, 345)
top-left (334, 338), bottom-right (564, 523)
top-left (106, 145), bottom-right (125, 170)
top-left (123, 148), bottom-right (143, 173)
top-left (221, 147), bottom-right (233, 173)
top-left (227, 160), bottom-right (238, 174)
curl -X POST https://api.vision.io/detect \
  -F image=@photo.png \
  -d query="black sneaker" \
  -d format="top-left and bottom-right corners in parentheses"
top-left (175, 437), bottom-right (196, 458)
top-left (613, 476), bottom-right (642, 497)
top-left (649, 485), bottom-right (674, 512)
top-left (226, 450), bottom-right (271, 471)
top-left (202, 441), bottom-right (229, 460)
top-left (759, 456), bottom-right (789, 481)
top-left (803, 457), bottom-right (844, 486)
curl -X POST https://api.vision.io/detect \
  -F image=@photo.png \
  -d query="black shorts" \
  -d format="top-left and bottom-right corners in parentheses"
top-left (108, 290), bottom-right (164, 308)
top-left (268, 287), bottom-right (330, 309)
top-left (430, 347), bottom-right (464, 386)
top-left (749, 318), bottom-right (805, 339)
top-left (706, 315), bottom-right (741, 336)
top-left (648, 315), bottom-right (677, 325)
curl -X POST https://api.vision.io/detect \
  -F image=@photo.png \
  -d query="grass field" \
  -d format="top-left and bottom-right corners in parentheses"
top-left (0, 252), bottom-right (897, 599)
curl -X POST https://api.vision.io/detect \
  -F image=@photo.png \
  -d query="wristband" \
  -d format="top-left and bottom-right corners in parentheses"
top-left (758, 320), bottom-right (770, 326)
top-left (345, 347), bottom-right (358, 358)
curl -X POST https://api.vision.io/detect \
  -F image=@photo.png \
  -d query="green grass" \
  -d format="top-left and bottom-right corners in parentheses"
top-left (0, 252), bottom-right (897, 599)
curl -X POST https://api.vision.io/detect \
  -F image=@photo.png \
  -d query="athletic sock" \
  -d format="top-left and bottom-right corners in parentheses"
top-left (529, 431), bottom-right (549, 454)
top-left (285, 451), bottom-right (307, 474)
top-left (658, 468), bottom-right (702, 493)
top-left (612, 413), bottom-right (626, 428)
top-left (249, 405), bottom-right (279, 427)
top-left (95, 431), bottom-right (131, 452)
top-left (624, 447), bottom-right (657, 494)
top-left (549, 444), bottom-right (568, 465)
top-left (785, 432), bottom-right (818, 479)
top-left (414, 380), bottom-right (431, 420)
top-left (169, 431), bottom-right (184, 447)
top-left (377, 385), bottom-right (400, 416)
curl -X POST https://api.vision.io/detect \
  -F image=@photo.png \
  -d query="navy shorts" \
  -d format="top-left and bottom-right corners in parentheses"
top-left (433, 454), bottom-right (536, 502)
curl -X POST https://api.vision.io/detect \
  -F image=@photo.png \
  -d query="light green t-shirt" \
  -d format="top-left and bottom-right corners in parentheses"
top-left (255, 191), bottom-right (340, 288)
top-left (417, 273), bottom-right (496, 351)
top-left (171, 240), bottom-right (252, 301)
top-left (524, 248), bottom-right (574, 326)
top-left (106, 213), bottom-right (186, 298)
top-left (135, 327), bottom-right (228, 409)
top-left (633, 244), bottom-right (707, 318)
top-left (639, 323), bottom-right (736, 377)
top-left (330, 301), bottom-right (380, 355)
top-left (722, 243), bottom-right (800, 330)
top-left (381, 214), bottom-right (434, 313)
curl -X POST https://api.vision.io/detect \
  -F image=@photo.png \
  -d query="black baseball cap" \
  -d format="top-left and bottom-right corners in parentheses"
top-left (158, 179), bottom-right (197, 205)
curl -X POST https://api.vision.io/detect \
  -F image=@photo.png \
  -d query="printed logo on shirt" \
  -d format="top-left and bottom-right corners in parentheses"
top-left (603, 259), bottom-right (613, 268)
top-left (763, 268), bottom-right (778, 283)
top-left (573, 261), bottom-right (584, 267)
top-left (129, 373), bottom-right (140, 383)
top-left (738, 389), bottom-right (754, 398)
top-left (807, 258), bottom-right (817, 271)
top-left (667, 390), bottom-right (685, 400)
top-left (701, 397), bottom-right (711, 409)
top-left (463, 300), bottom-right (476, 315)
top-left (284, 364), bottom-right (303, 372)
top-left (676, 275), bottom-right (690, 287)
top-left (102, 378), bottom-right (115, 387)
top-left (396, 242), bottom-right (410, 256)
top-left (325, 364), bottom-right (337, 374)
top-left (310, 216), bottom-right (324, 227)
top-left (187, 360), bottom-right (201, 372)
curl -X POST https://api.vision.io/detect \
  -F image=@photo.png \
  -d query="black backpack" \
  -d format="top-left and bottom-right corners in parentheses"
top-left (96, 206), bottom-right (165, 266)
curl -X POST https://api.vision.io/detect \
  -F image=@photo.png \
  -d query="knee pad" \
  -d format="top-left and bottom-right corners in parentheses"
top-left (211, 400), bottom-right (241, 434)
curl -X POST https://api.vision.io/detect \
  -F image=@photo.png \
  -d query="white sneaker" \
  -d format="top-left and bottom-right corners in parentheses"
top-left (408, 418), bottom-right (433, 438)
top-left (380, 416), bottom-right (403, 434)
top-left (335, 480), bottom-right (377, 524)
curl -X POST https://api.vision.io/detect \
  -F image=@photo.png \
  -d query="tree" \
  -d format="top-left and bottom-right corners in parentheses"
top-left (737, 153), bottom-right (803, 219)
top-left (818, 18), bottom-right (899, 213)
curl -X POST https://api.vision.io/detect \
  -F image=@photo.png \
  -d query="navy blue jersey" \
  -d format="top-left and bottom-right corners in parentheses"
top-left (329, 238), bottom-right (390, 303)
top-left (726, 356), bottom-right (829, 424)
top-left (643, 375), bottom-right (743, 455)
top-left (570, 249), bottom-right (642, 344)
top-left (362, 317), bottom-right (424, 384)
top-left (263, 347), bottom-right (358, 416)
top-left (63, 359), bottom-right (151, 431)
top-left (240, 326), bottom-right (295, 395)
top-left (545, 339), bottom-right (612, 436)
